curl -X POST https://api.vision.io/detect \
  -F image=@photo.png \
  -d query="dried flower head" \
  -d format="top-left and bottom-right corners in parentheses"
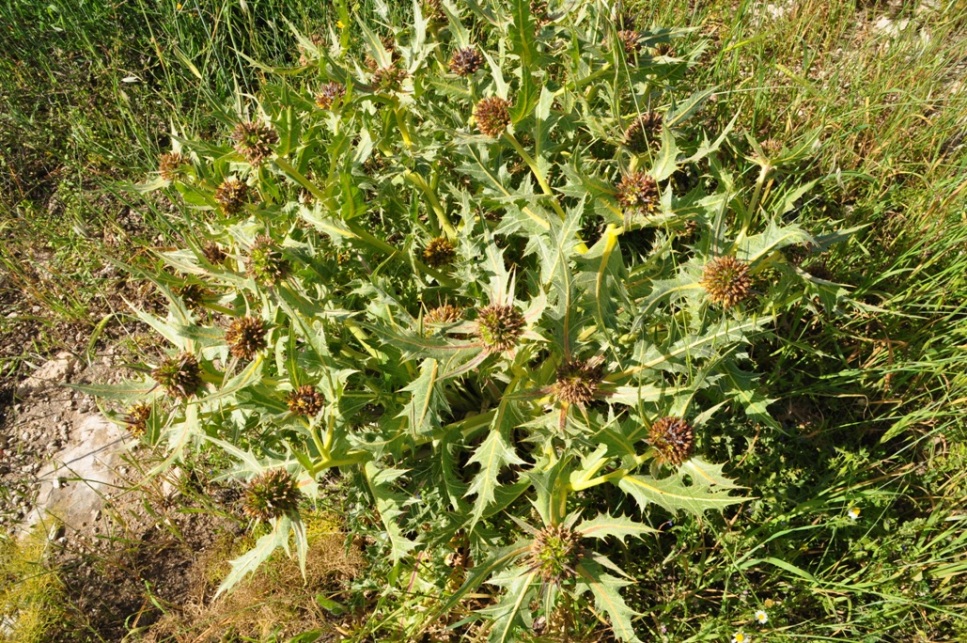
top-left (423, 237), bottom-right (456, 268)
top-left (476, 304), bottom-right (525, 353)
top-left (202, 242), bottom-right (227, 265)
top-left (624, 112), bottom-right (663, 153)
top-left (617, 30), bottom-right (641, 60)
top-left (425, 304), bottom-right (464, 325)
top-left (422, 0), bottom-right (444, 20)
top-left (159, 152), bottom-right (189, 181)
top-left (372, 65), bottom-right (408, 93)
top-left (152, 352), bottom-right (204, 399)
top-left (177, 283), bottom-right (207, 311)
top-left (243, 469), bottom-right (302, 521)
top-left (474, 97), bottom-right (512, 138)
top-left (123, 403), bottom-right (152, 437)
top-left (553, 358), bottom-right (605, 406)
top-left (315, 81), bottom-right (346, 109)
top-left (248, 235), bottom-right (290, 286)
top-left (701, 255), bottom-right (752, 308)
top-left (214, 177), bottom-right (249, 215)
top-left (287, 384), bottom-right (325, 417)
top-left (648, 416), bottom-right (694, 467)
top-left (231, 120), bottom-right (279, 166)
top-left (527, 524), bottom-right (583, 583)
top-left (449, 47), bottom-right (484, 76)
top-left (225, 316), bottom-right (267, 360)
top-left (616, 171), bottom-right (659, 213)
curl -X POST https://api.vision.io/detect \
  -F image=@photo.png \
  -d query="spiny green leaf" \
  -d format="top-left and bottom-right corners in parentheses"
top-left (576, 513), bottom-right (657, 543)
top-left (575, 558), bottom-right (642, 643)
top-left (364, 462), bottom-right (419, 560)
top-left (616, 469), bottom-right (745, 516)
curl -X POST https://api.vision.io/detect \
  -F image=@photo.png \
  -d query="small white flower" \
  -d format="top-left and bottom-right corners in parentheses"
top-left (848, 506), bottom-right (861, 521)
top-left (732, 632), bottom-right (750, 643)
top-left (755, 610), bottom-right (768, 624)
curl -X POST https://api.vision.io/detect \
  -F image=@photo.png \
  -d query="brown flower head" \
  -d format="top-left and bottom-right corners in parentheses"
top-left (616, 171), bottom-right (659, 213)
top-left (123, 403), bottom-right (152, 437)
top-left (449, 47), bottom-right (484, 76)
top-left (225, 316), bottom-right (268, 360)
top-left (287, 384), bottom-right (325, 417)
top-left (474, 97), bottom-right (512, 138)
top-left (476, 304), bottom-right (525, 353)
top-left (423, 237), bottom-right (456, 268)
top-left (202, 242), bottom-right (227, 265)
top-left (701, 255), bottom-right (752, 308)
top-left (243, 469), bottom-right (303, 522)
top-left (553, 358), bottom-right (605, 406)
top-left (247, 235), bottom-right (290, 286)
top-left (425, 304), bottom-right (464, 325)
top-left (617, 30), bottom-right (641, 60)
top-left (177, 283), bottom-right (208, 311)
top-left (315, 82), bottom-right (346, 109)
top-left (527, 524), bottom-right (583, 583)
top-left (653, 42), bottom-right (676, 57)
top-left (648, 416), bottom-right (694, 467)
top-left (214, 177), bottom-right (249, 215)
top-left (231, 120), bottom-right (279, 166)
top-left (624, 112), bottom-right (663, 154)
top-left (152, 352), bottom-right (204, 399)
top-left (159, 152), bottom-right (189, 181)
top-left (372, 65), bottom-right (408, 93)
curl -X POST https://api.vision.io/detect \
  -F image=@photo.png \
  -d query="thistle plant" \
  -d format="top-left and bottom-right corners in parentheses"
top-left (214, 177), bottom-right (249, 215)
top-left (242, 469), bottom-right (302, 522)
top-left (103, 2), bottom-right (852, 639)
top-left (231, 120), bottom-right (279, 166)
top-left (151, 352), bottom-right (202, 399)
top-left (225, 316), bottom-right (267, 361)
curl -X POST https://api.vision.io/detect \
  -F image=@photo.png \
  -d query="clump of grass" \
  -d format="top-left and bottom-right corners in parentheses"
top-left (143, 511), bottom-right (362, 642)
top-left (0, 527), bottom-right (66, 643)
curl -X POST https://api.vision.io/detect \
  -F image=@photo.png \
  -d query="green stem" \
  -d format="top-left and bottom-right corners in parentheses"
top-left (404, 170), bottom-right (457, 237)
top-left (504, 132), bottom-right (567, 220)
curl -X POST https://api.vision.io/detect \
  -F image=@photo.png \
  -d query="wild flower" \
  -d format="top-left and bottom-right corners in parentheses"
top-left (242, 469), bottom-right (302, 521)
top-left (755, 610), bottom-right (768, 625)
top-left (476, 304), bottom-right (525, 353)
top-left (648, 417), bottom-right (694, 467)
top-left (474, 97), bottom-right (512, 137)
top-left (231, 120), bottom-right (279, 166)
top-left (214, 177), bottom-right (249, 215)
top-left (225, 316), bottom-right (268, 360)
top-left (449, 46), bottom-right (484, 76)
top-left (732, 632), bottom-right (750, 643)
top-left (315, 82), bottom-right (345, 109)
top-left (423, 237), bottom-right (457, 267)
top-left (152, 352), bottom-right (203, 399)
top-left (848, 506), bottom-right (861, 521)
top-left (701, 256), bottom-right (752, 308)
top-left (287, 384), bottom-right (325, 417)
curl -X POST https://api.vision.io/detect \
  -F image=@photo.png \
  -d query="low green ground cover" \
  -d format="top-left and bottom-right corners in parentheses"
top-left (0, 1), bottom-right (965, 641)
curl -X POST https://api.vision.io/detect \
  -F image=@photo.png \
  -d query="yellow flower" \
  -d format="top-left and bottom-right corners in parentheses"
top-left (732, 633), bottom-right (750, 643)
top-left (176, 2), bottom-right (182, 9)
top-left (336, 20), bottom-right (346, 29)
top-left (848, 506), bottom-right (861, 521)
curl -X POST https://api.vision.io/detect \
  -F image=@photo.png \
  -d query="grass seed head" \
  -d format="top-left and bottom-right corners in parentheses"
top-left (474, 97), bottom-right (512, 138)
top-left (423, 237), bottom-right (456, 267)
top-left (315, 82), bottom-right (346, 109)
top-left (124, 403), bottom-right (152, 437)
top-left (287, 384), bottom-right (325, 417)
top-left (225, 316), bottom-right (268, 361)
top-left (701, 255), bottom-right (752, 308)
top-left (248, 235), bottom-right (290, 286)
top-left (152, 352), bottom-right (203, 399)
top-left (231, 120), bottom-right (279, 166)
top-left (449, 47), bottom-right (484, 76)
top-left (159, 152), bottom-right (189, 181)
top-left (624, 112), bottom-right (663, 153)
top-left (553, 358), bottom-right (604, 406)
top-left (214, 177), bottom-right (249, 215)
top-left (476, 304), bottom-right (525, 353)
top-left (243, 469), bottom-right (302, 521)
top-left (528, 524), bottom-right (583, 583)
top-left (648, 416), bottom-right (694, 467)
top-left (425, 304), bottom-right (464, 325)
top-left (616, 171), bottom-right (659, 213)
